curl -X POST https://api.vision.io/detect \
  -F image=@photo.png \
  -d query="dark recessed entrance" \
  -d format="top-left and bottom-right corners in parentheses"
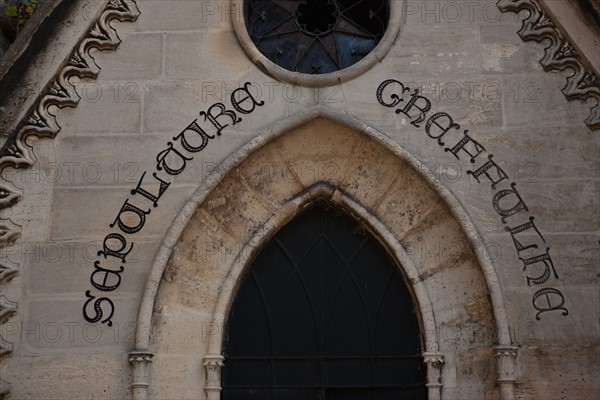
top-left (222, 203), bottom-right (427, 399)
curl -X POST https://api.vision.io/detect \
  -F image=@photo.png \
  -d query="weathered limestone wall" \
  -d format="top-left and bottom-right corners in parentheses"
top-left (0, 0), bottom-right (598, 399)
top-left (149, 118), bottom-right (499, 399)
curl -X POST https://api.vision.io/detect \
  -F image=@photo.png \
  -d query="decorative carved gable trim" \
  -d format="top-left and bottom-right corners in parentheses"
top-left (497, 0), bottom-right (600, 130)
top-left (0, 1), bottom-right (139, 398)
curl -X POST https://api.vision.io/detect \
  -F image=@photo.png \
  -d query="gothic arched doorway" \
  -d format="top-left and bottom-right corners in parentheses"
top-left (136, 116), bottom-right (515, 400)
top-left (222, 203), bottom-right (427, 400)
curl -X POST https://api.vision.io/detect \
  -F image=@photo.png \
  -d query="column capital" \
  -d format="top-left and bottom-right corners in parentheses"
top-left (423, 351), bottom-right (444, 399)
top-left (493, 345), bottom-right (519, 383)
top-left (204, 354), bottom-right (225, 400)
top-left (423, 351), bottom-right (445, 366)
top-left (203, 354), bottom-right (225, 367)
top-left (129, 350), bottom-right (154, 389)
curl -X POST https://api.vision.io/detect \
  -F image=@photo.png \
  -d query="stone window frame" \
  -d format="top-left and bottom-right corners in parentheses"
top-left (232, 0), bottom-right (404, 87)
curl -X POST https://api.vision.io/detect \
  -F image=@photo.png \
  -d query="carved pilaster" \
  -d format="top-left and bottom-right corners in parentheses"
top-left (494, 345), bottom-right (519, 400)
top-left (129, 350), bottom-right (154, 400)
top-left (204, 354), bottom-right (225, 400)
top-left (423, 352), bottom-right (444, 400)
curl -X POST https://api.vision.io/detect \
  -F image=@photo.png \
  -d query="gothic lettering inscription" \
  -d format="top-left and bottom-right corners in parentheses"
top-left (82, 83), bottom-right (265, 326)
top-left (377, 79), bottom-right (569, 320)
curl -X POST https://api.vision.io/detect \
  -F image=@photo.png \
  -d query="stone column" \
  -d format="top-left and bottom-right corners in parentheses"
top-left (204, 354), bottom-right (225, 400)
top-left (129, 350), bottom-right (154, 400)
top-left (423, 352), bottom-right (444, 400)
top-left (494, 345), bottom-right (519, 400)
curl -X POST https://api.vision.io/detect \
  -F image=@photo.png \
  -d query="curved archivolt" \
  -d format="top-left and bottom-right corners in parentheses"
top-left (148, 117), bottom-right (498, 399)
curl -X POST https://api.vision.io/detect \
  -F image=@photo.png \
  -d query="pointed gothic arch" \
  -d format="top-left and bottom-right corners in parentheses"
top-left (221, 200), bottom-right (428, 399)
top-left (130, 108), bottom-right (517, 400)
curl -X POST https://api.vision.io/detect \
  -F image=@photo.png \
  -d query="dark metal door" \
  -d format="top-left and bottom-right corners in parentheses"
top-left (222, 203), bottom-right (427, 399)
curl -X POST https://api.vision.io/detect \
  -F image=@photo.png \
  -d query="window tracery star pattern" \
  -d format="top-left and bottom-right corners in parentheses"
top-left (245, 0), bottom-right (389, 74)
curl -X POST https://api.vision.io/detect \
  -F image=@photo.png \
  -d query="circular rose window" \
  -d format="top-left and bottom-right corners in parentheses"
top-left (244, 0), bottom-right (390, 74)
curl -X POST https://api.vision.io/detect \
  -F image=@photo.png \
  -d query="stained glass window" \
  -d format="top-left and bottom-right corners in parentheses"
top-left (245, 0), bottom-right (390, 74)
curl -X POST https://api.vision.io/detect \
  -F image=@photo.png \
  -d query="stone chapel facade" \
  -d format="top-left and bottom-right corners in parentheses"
top-left (0, 0), bottom-right (598, 399)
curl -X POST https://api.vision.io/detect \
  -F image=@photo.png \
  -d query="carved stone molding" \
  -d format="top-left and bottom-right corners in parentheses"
top-left (0, 218), bottom-right (20, 248)
top-left (497, 0), bottom-right (600, 130)
top-left (0, 335), bottom-right (12, 399)
top-left (0, 379), bottom-right (9, 400)
top-left (494, 345), bottom-right (519, 400)
top-left (0, 297), bottom-right (16, 399)
top-left (0, 2), bottom-right (140, 400)
top-left (0, 203), bottom-right (20, 400)
top-left (0, 336), bottom-right (11, 363)
top-left (423, 352), bottom-right (444, 400)
top-left (0, 184), bottom-right (20, 210)
top-left (204, 354), bottom-right (225, 400)
top-left (0, 0), bottom-right (141, 225)
top-left (0, 259), bottom-right (18, 285)
top-left (0, 297), bottom-right (16, 325)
